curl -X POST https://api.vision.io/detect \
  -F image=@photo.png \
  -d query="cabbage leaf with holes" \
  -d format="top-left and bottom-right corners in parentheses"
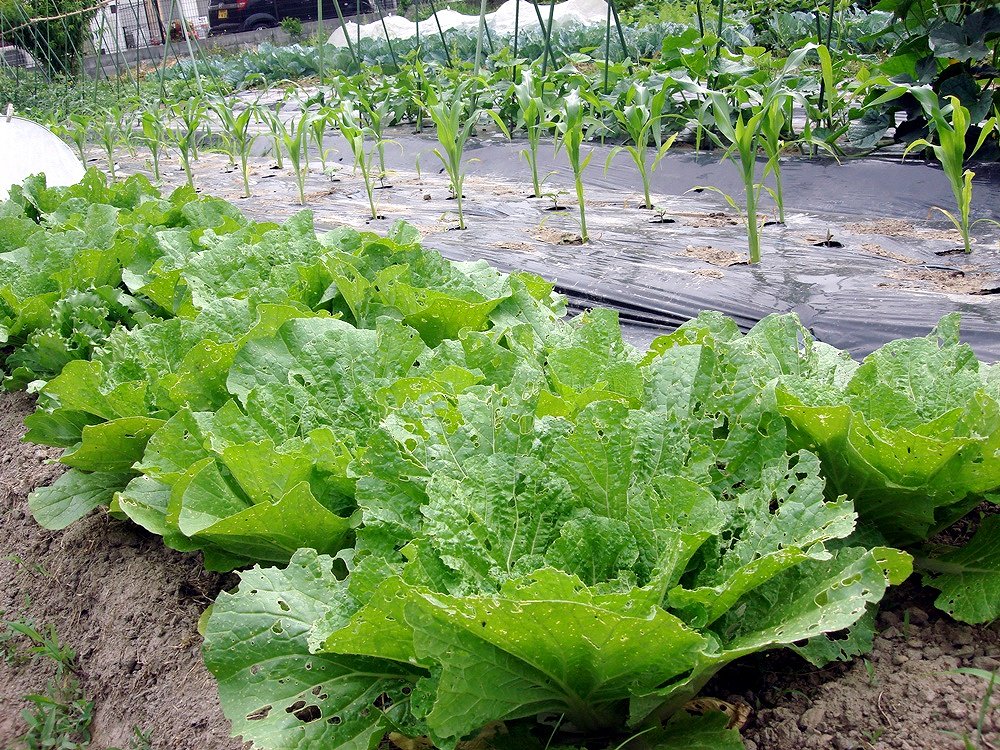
top-left (776, 314), bottom-right (1000, 545)
top-left (203, 315), bottom-right (910, 749)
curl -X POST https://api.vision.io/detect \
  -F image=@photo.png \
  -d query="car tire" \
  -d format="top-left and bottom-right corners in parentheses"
top-left (243, 15), bottom-right (276, 31)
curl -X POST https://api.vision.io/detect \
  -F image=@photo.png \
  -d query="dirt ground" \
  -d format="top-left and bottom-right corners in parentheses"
top-left (2, 387), bottom-right (997, 750)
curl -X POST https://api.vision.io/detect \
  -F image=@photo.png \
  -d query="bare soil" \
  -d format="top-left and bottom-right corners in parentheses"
top-left (2, 386), bottom-right (997, 749)
top-left (719, 582), bottom-right (1000, 750)
top-left (684, 244), bottom-right (748, 267)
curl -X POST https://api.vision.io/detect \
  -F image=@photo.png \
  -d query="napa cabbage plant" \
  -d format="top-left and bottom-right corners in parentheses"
top-left (201, 310), bottom-right (910, 750)
top-left (770, 314), bottom-right (1000, 622)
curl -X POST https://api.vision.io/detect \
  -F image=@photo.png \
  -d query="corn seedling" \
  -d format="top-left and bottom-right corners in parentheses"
top-left (811, 44), bottom-right (852, 147)
top-left (514, 70), bottom-right (551, 198)
top-left (261, 103), bottom-right (286, 169)
top-left (697, 92), bottom-right (774, 263)
top-left (605, 82), bottom-right (677, 210)
top-left (554, 89), bottom-right (594, 243)
top-left (359, 88), bottom-right (394, 182)
top-left (140, 109), bottom-right (167, 183)
top-left (173, 97), bottom-right (207, 161)
top-left (209, 101), bottom-right (238, 167)
top-left (57, 114), bottom-right (91, 165)
top-left (97, 116), bottom-right (119, 179)
top-left (311, 107), bottom-right (334, 172)
top-left (759, 95), bottom-right (789, 224)
top-left (169, 122), bottom-right (197, 189)
top-left (277, 112), bottom-right (313, 205)
top-left (116, 105), bottom-right (140, 158)
top-left (903, 95), bottom-right (999, 253)
top-left (212, 101), bottom-right (260, 198)
top-left (335, 106), bottom-right (382, 220)
top-left (169, 99), bottom-right (207, 188)
top-left (423, 79), bottom-right (508, 230)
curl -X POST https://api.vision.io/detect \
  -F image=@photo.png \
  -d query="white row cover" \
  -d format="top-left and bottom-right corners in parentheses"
top-left (0, 116), bottom-right (85, 201)
top-left (327, 0), bottom-right (611, 46)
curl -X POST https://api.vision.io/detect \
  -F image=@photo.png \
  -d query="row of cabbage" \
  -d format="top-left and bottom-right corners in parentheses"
top-left (1, 172), bottom-right (997, 750)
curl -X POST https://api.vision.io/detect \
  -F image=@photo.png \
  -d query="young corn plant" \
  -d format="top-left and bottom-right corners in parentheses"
top-left (173, 97), bottom-right (207, 162)
top-left (278, 112), bottom-right (313, 206)
top-left (423, 79), bottom-right (508, 230)
top-left (139, 109), bottom-right (167, 182)
top-left (605, 82), bottom-right (677, 210)
top-left (61, 114), bottom-right (91, 165)
top-left (97, 116), bottom-right (119, 179)
top-left (111, 106), bottom-right (138, 160)
top-left (359, 87), bottom-right (394, 182)
top-left (212, 101), bottom-right (260, 198)
top-left (514, 70), bottom-right (551, 198)
top-left (335, 106), bottom-right (382, 220)
top-left (209, 100), bottom-right (239, 167)
top-left (261, 102), bottom-right (286, 169)
top-left (903, 95), bottom-right (999, 253)
top-left (554, 89), bottom-right (594, 242)
top-left (169, 99), bottom-right (207, 188)
top-left (697, 93), bottom-right (772, 263)
top-left (759, 95), bottom-right (790, 224)
top-left (310, 107), bottom-right (334, 172)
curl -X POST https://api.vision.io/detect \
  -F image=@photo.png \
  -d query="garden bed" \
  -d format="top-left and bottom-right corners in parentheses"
top-left (2, 136), bottom-right (999, 750)
top-left (2, 391), bottom-right (997, 749)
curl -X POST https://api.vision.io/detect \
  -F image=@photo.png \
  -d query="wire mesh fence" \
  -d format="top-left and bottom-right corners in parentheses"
top-left (0, 0), bottom-right (393, 104)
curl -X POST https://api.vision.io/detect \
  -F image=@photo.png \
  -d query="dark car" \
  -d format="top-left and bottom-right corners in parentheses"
top-left (208, 0), bottom-right (372, 36)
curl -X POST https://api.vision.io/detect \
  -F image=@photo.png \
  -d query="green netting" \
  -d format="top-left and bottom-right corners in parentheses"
top-left (0, 0), bottom-right (214, 118)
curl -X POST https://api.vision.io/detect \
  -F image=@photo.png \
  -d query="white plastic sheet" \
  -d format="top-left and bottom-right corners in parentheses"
top-left (0, 116), bottom-right (85, 201)
top-left (327, 0), bottom-right (611, 46)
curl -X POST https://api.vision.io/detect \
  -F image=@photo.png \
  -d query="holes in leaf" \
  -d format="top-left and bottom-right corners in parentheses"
top-left (373, 693), bottom-right (394, 709)
top-left (278, 600), bottom-right (290, 612)
top-left (272, 621), bottom-right (284, 634)
top-left (401, 686), bottom-right (412, 696)
top-left (312, 685), bottom-right (323, 696)
top-left (250, 664), bottom-right (261, 675)
top-left (246, 705), bottom-right (272, 721)
top-left (327, 715), bottom-right (343, 725)
top-left (288, 702), bottom-right (321, 723)
top-left (305, 662), bottom-right (313, 670)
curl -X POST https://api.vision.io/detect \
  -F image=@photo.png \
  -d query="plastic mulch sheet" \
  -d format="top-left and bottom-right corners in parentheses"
top-left (122, 123), bottom-right (1000, 360)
